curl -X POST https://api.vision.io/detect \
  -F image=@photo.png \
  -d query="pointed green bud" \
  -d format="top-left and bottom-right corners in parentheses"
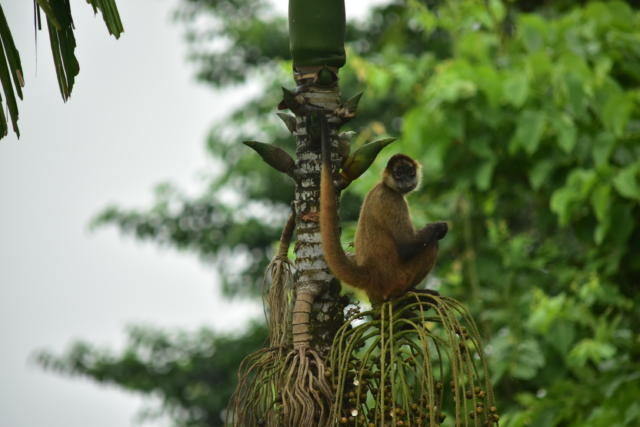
top-left (335, 91), bottom-right (363, 124)
top-left (342, 137), bottom-right (396, 181)
top-left (344, 91), bottom-right (363, 113)
top-left (243, 141), bottom-right (296, 177)
top-left (276, 112), bottom-right (297, 134)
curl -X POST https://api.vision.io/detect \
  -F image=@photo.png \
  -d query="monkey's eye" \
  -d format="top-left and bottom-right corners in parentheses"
top-left (394, 163), bottom-right (415, 178)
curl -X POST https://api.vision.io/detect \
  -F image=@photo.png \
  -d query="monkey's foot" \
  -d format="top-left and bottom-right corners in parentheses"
top-left (412, 288), bottom-right (441, 306)
top-left (415, 288), bottom-right (440, 297)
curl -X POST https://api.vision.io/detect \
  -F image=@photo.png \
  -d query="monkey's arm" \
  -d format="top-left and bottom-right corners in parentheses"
top-left (396, 222), bottom-right (448, 262)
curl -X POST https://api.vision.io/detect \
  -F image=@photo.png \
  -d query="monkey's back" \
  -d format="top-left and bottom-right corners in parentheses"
top-left (354, 183), bottom-right (417, 300)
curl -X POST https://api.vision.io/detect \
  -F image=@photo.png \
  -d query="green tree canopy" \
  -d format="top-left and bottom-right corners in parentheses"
top-left (39, 1), bottom-right (640, 426)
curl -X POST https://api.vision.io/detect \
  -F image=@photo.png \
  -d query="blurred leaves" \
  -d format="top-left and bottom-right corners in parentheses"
top-left (174, 0), bottom-right (289, 86)
top-left (36, 322), bottom-right (267, 427)
top-left (92, 182), bottom-right (287, 297)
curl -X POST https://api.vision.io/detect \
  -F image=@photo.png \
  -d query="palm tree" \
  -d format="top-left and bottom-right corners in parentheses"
top-left (231, 1), bottom-right (497, 425)
top-left (0, 0), bottom-right (123, 139)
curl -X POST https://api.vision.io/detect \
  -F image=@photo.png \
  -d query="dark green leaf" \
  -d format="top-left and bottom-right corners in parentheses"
top-left (602, 91), bottom-right (632, 137)
top-left (0, 4), bottom-right (24, 137)
top-left (502, 71), bottom-right (529, 107)
top-left (613, 163), bottom-right (640, 200)
top-left (476, 160), bottom-right (496, 191)
top-left (592, 132), bottom-right (616, 167)
top-left (86, 0), bottom-right (124, 38)
top-left (511, 109), bottom-right (546, 155)
top-left (529, 159), bottom-right (555, 190)
top-left (552, 113), bottom-right (577, 153)
top-left (591, 184), bottom-right (611, 244)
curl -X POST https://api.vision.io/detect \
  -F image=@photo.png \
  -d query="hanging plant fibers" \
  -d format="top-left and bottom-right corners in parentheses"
top-left (264, 211), bottom-right (296, 349)
top-left (227, 213), bottom-right (296, 426)
top-left (329, 292), bottom-right (499, 426)
top-left (228, 345), bottom-right (286, 426)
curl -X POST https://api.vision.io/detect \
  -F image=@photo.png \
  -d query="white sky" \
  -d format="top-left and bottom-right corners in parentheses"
top-left (0, 1), bottom-right (386, 426)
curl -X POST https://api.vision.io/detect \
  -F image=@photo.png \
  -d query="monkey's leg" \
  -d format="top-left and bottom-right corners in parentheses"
top-left (404, 244), bottom-right (438, 287)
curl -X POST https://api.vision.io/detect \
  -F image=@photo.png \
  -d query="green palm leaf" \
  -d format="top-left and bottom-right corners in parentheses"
top-left (36, 0), bottom-right (79, 101)
top-left (0, 0), bottom-right (123, 139)
top-left (0, 5), bottom-right (25, 137)
top-left (34, 0), bottom-right (124, 101)
top-left (86, 0), bottom-right (124, 38)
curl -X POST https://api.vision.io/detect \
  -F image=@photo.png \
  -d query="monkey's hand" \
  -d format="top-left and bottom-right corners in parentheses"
top-left (397, 222), bottom-right (447, 261)
top-left (431, 221), bottom-right (448, 240)
top-left (417, 221), bottom-right (448, 244)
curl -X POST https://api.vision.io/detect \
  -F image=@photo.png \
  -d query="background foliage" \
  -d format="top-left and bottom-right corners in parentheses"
top-left (38, 1), bottom-right (640, 426)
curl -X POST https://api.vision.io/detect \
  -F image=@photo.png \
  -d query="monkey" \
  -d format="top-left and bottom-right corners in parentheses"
top-left (319, 117), bottom-right (448, 303)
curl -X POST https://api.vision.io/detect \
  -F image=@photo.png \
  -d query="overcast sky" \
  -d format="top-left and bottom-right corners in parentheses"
top-left (0, 1), bottom-right (385, 426)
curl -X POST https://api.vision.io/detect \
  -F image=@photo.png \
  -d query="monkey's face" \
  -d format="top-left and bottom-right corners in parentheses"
top-left (385, 154), bottom-right (421, 194)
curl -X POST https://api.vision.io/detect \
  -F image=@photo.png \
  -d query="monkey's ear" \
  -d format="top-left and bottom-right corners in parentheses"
top-left (342, 136), bottom-right (396, 182)
top-left (243, 141), bottom-right (296, 178)
top-left (276, 112), bottom-right (297, 134)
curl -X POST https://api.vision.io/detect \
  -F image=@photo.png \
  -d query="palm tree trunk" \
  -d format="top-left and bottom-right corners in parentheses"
top-left (288, 0), bottom-right (347, 356)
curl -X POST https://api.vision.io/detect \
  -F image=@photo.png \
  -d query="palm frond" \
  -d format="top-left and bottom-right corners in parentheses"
top-left (86, 0), bottom-right (124, 39)
top-left (0, 0), bottom-right (123, 139)
top-left (35, 0), bottom-right (78, 101)
top-left (0, 5), bottom-right (25, 137)
top-left (34, 0), bottom-right (123, 102)
top-left (330, 293), bottom-right (499, 426)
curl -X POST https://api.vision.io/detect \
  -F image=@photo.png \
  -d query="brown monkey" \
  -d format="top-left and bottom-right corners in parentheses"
top-left (319, 118), bottom-right (447, 303)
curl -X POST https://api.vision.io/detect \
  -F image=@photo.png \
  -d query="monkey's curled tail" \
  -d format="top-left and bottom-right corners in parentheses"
top-left (319, 115), bottom-right (370, 290)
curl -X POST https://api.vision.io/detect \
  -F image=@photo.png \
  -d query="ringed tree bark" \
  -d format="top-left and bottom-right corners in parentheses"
top-left (231, 2), bottom-right (350, 424)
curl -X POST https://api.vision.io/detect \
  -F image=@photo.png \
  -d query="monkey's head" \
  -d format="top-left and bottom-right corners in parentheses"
top-left (383, 154), bottom-right (422, 194)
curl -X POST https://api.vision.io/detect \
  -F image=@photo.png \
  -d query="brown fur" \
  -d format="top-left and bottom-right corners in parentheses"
top-left (319, 121), bottom-right (447, 303)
